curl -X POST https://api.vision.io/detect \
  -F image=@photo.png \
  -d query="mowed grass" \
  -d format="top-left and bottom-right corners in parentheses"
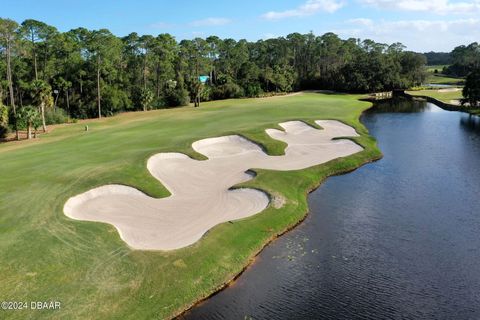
top-left (0, 93), bottom-right (381, 319)
top-left (426, 65), bottom-right (449, 73)
top-left (427, 74), bottom-right (464, 85)
top-left (425, 65), bottom-right (464, 85)
top-left (407, 89), bottom-right (480, 115)
top-left (407, 89), bottom-right (463, 103)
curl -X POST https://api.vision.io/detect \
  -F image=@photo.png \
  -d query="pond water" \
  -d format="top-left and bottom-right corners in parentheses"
top-left (425, 83), bottom-right (455, 88)
top-left (181, 97), bottom-right (480, 320)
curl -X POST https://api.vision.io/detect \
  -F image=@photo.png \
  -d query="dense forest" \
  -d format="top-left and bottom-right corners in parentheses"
top-left (443, 42), bottom-right (480, 77)
top-left (423, 51), bottom-right (451, 66)
top-left (1, 18), bottom-right (429, 138)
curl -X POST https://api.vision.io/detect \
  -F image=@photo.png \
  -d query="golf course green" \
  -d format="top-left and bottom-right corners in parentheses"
top-left (0, 92), bottom-right (381, 319)
top-left (407, 89), bottom-right (463, 104)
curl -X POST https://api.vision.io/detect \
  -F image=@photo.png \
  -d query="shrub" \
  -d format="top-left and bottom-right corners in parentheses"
top-left (409, 86), bottom-right (427, 91)
top-left (102, 86), bottom-right (132, 115)
top-left (244, 83), bottom-right (263, 98)
top-left (173, 88), bottom-right (190, 106)
top-left (0, 125), bottom-right (8, 138)
top-left (152, 96), bottom-right (168, 109)
top-left (212, 82), bottom-right (244, 100)
top-left (200, 85), bottom-right (213, 101)
top-left (45, 108), bottom-right (69, 125)
top-left (164, 87), bottom-right (190, 107)
top-left (0, 103), bottom-right (8, 138)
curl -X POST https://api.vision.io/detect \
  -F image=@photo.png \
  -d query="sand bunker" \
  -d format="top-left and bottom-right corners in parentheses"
top-left (449, 99), bottom-right (462, 106)
top-left (64, 120), bottom-right (363, 250)
top-left (438, 88), bottom-right (462, 93)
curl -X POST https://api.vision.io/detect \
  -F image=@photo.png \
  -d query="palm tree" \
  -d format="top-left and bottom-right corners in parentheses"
top-left (30, 80), bottom-right (53, 132)
top-left (140, 88), bottom-right (154, 111)
top-left (17, 106), bottom-right (39, 139)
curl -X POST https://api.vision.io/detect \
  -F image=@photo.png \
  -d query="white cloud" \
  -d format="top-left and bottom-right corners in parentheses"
top-left (347, 18), bottom-right (374, 26)
top-left (149, 22), bottom-right (174, 29)
top-left (262, 0), bottom-right (345, 20)
top-left (263, 33), bottom-right (279, 39)
top-left (359, 0), bottom-right (480, 15)
top-left (189, 17), bottom-right (232, 27)
top-left (340, 17), bottom-right (480, 51)
top-left (378, 18), bottom-right (479, 34)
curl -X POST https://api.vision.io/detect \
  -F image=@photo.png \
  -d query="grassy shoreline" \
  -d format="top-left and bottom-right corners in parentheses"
top-left (405, 90), bottom-right (480, 116)
top-left (0, 93), bottom-right (381, 319)
top-left (176, 143), bottom-right (382, 319)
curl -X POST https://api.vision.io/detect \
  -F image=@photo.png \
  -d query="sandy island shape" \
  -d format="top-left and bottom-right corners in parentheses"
top-left (64, 120), bottom-right (363, 250)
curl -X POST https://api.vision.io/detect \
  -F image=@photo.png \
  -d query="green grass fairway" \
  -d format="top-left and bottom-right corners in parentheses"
top-left (426, 65), bottom-right (449, 73)
top-left (406, 89), bottom-right (462, 103)
top-left (424, 65), bottom-right (464, 85)
top-left (0, 93), bottom-right (380, 319)
top-left (407, 89), bottom-right (480, 116)
top-left (427, 74), bottom-right (464, 85)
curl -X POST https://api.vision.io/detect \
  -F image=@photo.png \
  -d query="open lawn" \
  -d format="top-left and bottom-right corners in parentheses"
top-left (0, 93), bottom-right (380, 319)
top-left (426, 74), bottom-right (465, 85)
top-left (426, 65), bottom-right (449, 73)
top-left (407, 89), bottom-right (463, 103)
top-left (424, 65), bottom-right (464, 85)
top-left (427, 74), bottom-right (465, 85)
top-left (406, 89), bottom-right (480, 116)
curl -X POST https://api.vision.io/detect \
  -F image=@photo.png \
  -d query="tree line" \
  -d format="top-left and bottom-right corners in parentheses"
top-left (423, 51), bottom-right (451, 66)
top-left (439, 42), bottom-right (480, 107)
top-left (420, 44), bottom-right (480, 107)
top-left (443, 42), bottom-right (480, 77)
top-left (1, 17), bottom-right (428, 139)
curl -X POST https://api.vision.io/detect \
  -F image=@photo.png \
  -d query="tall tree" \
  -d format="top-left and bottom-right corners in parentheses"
top-left (180, 38), bottom-right (210, 106)
top-left (54, 77), bottom-right (72, 114)
top-left (86, 29), bottom-right (122, 118)
top-left (19, 19), bottom-right (51, 80)
top-left (139, 35), bottom-right (154, 90)
top-left (447, 42), bottom-right (480, 77)
top-left (462, 68), bottom-right (480, 108)
top-left (152, 33), bottom-right (177, 98)
top-left (0, 18), bottom-right (19, 139)
top-left (30, 79), bottom-right (53, 132)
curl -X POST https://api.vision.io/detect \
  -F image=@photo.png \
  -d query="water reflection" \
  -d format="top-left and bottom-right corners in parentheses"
top-left (460, 114), bottom-right (480, 133)
top-left (425, 83), bottom-right (455, 88)
top-left (366, 96), bottom-right (429, 113)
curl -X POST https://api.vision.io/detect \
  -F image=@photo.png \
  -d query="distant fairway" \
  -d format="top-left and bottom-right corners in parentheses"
top-left (425, 65), bottom-right (464, 85)
top-left (427, 74), bottom-right (464, 85)
top-left (407, 88), bottom-right (463, 104)
top-left (0, 93), bottom-right (380, 319)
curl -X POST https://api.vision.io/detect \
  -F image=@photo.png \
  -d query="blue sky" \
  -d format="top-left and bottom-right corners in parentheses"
top-left (2, 0), bottom-right (479, 51)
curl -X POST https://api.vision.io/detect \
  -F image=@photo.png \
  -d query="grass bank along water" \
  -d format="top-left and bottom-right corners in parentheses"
top-left (405, 89), bottom-right (480, 116)
top-left (0, 92), bottom-right (381, 319)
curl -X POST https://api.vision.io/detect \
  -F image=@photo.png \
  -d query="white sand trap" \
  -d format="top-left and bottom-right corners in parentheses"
top-left (438, 88), bottom-right (462, 93)
top-left (449, 99), bottom-right (462, 106)
top-left (64, 120), bottom-right (363, 250)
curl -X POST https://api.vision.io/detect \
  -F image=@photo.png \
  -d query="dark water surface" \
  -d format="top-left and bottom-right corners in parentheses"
top-left (182, 98), bottom-right (480, 320)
